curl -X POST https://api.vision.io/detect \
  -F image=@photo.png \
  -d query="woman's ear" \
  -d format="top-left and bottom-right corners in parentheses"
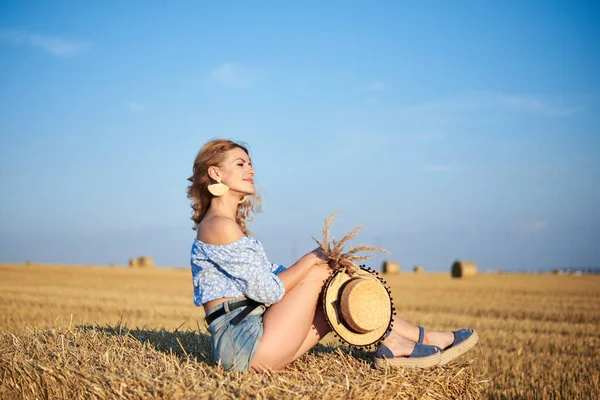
top-left (208, 166), bottom-right (221, 182)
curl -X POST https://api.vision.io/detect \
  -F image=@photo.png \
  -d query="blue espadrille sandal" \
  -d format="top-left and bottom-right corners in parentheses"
top-left (439, 328), bottom-right (479, 365)
top-left (373, 326), bottom-right (442, 369)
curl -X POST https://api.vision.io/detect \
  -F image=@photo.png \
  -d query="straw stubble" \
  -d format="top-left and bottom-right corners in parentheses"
top-left (0, 325), bottom-right (483, 399)
top-left (2, 260), bottom-right (599, 399)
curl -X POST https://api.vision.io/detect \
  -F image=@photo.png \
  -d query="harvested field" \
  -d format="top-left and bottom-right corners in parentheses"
top-left (1, 264), bottom-right (599, 399)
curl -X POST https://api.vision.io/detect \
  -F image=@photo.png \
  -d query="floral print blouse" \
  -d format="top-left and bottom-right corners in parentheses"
top-left (190, 236), bottom-right (287, 306)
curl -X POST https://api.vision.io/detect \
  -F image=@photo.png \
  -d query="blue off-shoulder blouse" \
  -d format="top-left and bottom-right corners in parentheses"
top-left (190, 236), bottom-right (287, 306)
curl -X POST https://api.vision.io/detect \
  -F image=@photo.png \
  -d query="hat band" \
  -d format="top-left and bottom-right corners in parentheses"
top-left (334, 299), bottom-right (372, 334)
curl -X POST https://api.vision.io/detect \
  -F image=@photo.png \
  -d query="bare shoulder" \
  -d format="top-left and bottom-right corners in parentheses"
top-left (197, 217), bottom-right (245, 245)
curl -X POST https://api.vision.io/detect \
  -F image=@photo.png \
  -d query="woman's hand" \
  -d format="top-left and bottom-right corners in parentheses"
top-left (309, 247), bottom-right (330, 265)
top-left (310, 248), bottom-right (357, 277)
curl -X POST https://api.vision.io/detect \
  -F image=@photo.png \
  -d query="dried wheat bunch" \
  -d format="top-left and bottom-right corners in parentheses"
top-left (312, 212), bottom-right (389, 275)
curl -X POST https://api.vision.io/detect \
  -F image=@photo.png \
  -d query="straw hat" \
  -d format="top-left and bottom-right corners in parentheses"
top-left (322, 266), bottom-right (394, 347)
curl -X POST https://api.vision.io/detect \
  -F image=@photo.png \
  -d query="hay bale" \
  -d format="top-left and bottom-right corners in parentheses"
top-left (137, 256), bottom-right (154, 269)
top-left (128, 258), bottom-right (139, 268)
top-left (451, 260), bottom-right (477, 278)
top-left (413, 265), bottom-right (424, 273)
top-left (383, 260), bottom-right (400, 274)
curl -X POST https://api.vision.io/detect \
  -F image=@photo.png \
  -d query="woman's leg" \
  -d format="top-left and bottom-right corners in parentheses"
top-left (288, 303), bottom-right (330, 362)
top-left (251, 265), bottom-right (456, 370)
top-left (251, 267), bottom-right (434, 369)
top-left (250, 263), bottom-right (333, 371)
top-left (283, 304), bottom-right (438, 364)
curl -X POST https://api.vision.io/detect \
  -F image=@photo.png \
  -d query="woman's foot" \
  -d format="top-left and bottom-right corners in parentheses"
top-left (438, 329), bottom-right (479, 365)
top-left (422, 330), bottom-right (455, 350)
top-left (418, 327), bottom-right (479, 364)
top-left (380, 332), bottom-right (421, 357)
top-left (387, 317), bottom-right (478, 366)
top-left (373, 333), bottom-right (441, 369)
top-left (407, 325), bottom-right (479, 365)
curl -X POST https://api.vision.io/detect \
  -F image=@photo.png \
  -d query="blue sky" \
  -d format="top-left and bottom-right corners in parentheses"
top-left (1, 1), bottom-right (599, 272)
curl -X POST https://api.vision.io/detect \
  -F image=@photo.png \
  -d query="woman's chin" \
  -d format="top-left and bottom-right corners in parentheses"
top-left (235, 188), bottom-right (255, 196)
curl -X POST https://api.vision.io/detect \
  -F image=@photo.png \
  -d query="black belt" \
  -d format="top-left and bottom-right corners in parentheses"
top-left (204, 299), bottom-right (263, 326)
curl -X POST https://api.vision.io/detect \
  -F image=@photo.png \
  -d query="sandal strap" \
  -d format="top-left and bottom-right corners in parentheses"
top-left (417, 325), bottom-right (425, 344)
top-left (410, 342), bottom-right (442, 358)
top-left (375, 342), bottom-right (440, 359)
top-left (374, 343), bottom-right (394, 359)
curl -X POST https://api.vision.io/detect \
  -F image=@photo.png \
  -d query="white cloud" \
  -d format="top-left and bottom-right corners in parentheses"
top-left (499, 95), bottom-right (584, 117)
top-left (518, 221), bottom-right (549, 236)
top-left (333, 131), bottom-right (389, 159)
top-left (424, 165), bottom-right (453, 172)
top-left (415, 133), bottom-right (443, 141)
top-left (211, 63), bottom-right (237, 85)
top-left (365, 96), bottom-right (378, 105)
top-left (0, 30), bottom-right (87, 56)
top-left (398, 92), bottom-right (583, 118)
top-left (364, 81), bottom-right (385, 104)
top-left (210, 63), bottom-right (262, 88)
top-left (366, 81), bottom-right (385, 92)
top-left (399, 96), bottom-right (478, 115)
top-left (126, 101), bottom-right (147, 112)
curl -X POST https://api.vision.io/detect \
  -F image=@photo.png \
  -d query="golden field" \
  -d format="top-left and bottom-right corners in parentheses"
top-left (1, 263), bottom-right (598, 399)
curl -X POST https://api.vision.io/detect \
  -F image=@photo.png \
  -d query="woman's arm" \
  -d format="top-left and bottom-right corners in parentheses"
top-left (199, 218), bottom-right (329, 302)
top-left (276, 249), bottom-right (328, 292)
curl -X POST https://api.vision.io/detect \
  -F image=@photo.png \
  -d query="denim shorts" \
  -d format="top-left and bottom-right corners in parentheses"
top-left (205, 299), bottom-right (267, 372)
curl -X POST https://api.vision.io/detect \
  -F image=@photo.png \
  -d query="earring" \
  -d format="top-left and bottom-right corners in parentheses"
top-left (207, 179), bottom-right (229, 196)
top-left (239, 196), bottom-right (248, 204)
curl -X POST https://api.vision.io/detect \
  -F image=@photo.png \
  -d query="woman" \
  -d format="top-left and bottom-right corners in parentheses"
top-left (187, 139), bottom-right (478, 372)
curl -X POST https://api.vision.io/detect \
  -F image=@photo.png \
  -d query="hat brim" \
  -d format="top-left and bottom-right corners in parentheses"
top-left (322, 267), bottom-right (393, 347)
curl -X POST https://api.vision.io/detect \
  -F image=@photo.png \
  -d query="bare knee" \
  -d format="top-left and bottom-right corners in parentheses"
top-left (302, 263), bottom-right (333, 284)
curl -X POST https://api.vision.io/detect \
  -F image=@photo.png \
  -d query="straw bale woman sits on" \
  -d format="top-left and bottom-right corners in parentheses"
top-left (187, 139), bottom-right (478, 372)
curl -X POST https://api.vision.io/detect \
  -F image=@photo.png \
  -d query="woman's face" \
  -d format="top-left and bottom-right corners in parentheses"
top-left (218, 147), bottom-right (255, 195)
